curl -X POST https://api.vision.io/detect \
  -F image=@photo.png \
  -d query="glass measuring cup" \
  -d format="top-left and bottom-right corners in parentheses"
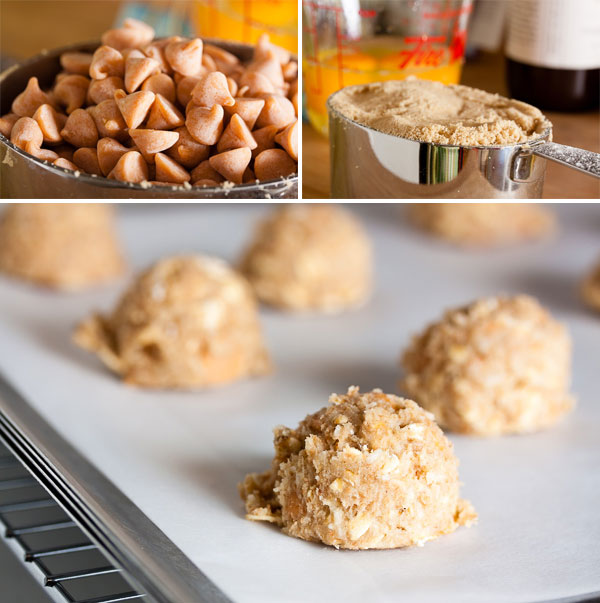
top-left (303, 0), bottom-right (473, 135)
top-left (195, 0), bottom-right (298, 52)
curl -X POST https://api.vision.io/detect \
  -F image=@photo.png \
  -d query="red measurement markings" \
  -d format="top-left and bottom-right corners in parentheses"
top-left (358, 9), bottom-right (377, 18)
top-left (397, 36), bottom-right (447, 69)
top-left (423, 3), bottom-right (472, 20)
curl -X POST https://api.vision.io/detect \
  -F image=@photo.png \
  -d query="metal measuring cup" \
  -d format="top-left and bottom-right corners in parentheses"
top-left (0, 40), bottom-right (298, 200)
top-left (327, 87), bottom-right (600, 199)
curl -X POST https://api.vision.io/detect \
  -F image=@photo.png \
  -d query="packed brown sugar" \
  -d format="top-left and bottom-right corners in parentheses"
top-left (330, 79), bottom-right (552, 146)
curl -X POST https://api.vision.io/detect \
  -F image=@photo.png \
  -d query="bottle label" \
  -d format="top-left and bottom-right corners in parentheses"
top-left (506, 0), bottom-right (600, 70)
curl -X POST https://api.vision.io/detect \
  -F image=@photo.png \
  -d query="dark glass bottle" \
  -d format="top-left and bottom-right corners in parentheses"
top-left (505, 0), bottom-right (600, 112)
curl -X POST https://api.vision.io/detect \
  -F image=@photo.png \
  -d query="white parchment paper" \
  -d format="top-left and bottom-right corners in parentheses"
top-left (0, 203), bottom-right (598, 603)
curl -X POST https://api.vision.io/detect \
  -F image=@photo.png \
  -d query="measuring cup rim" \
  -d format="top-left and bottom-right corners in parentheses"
top-left (326, 87), bottom-right (553, 151)
top-left (0, 39), bottom-right (298, 195)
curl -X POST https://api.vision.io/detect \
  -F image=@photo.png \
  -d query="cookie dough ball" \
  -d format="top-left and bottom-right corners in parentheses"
top-left (401, 295), bottom-right (574, 436)
top-left (582, 258), bottom-right (600, 312)
top-left (409, 203), bottom-right (555, 247)
top-left (0, 203), bottom-right (124, 289)
top-left (240, 386), bottom-right (476, 550)
top-left (240, 204), bottom-right (372, 312)
top-left (74, 255), bottom-right (271, 388)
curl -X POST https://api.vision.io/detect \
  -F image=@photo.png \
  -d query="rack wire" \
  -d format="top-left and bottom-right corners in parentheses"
top-left (0, 440), bottom-right (145, 603)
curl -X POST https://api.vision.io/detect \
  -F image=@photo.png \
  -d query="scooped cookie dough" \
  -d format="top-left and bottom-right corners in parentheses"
top-left (74, 255), bottom-right (270, 388)
top-left (582, 259), bottom-right (600, 311)
top-left (401, 296), bottom-right (574, 436)
top-left (240, 386), bottom-right (476, 550)
top-left (329, 79), bottom-right (551, 146)
top-left (409, 203), bottom-right (555, 247)
top-left (0, 203), bottom-right (124, 289)
top-left (240, 204), bottom-right (372, 312)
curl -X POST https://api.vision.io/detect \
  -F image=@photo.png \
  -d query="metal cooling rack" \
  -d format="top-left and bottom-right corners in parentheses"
top-left (0, 440), bottom-right (144, 603)
top-left (0, 374), bottom-right (230, 603)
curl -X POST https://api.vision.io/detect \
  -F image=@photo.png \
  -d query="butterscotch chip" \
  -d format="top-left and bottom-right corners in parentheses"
top-left (90, 46), bottom-right (125, 80)
top-left (54, 144), bottom-right (74, 161)
top-left (108, 150), bottom-right (148, 183)
top-left (251, 125), bottom-right (278, 158)
top-left (238, 71), bottom-right (275, 96)
top-left (254, 33), bottom-right (290, 66)
top-left (401, 295), bottom-right (574, 436)
top-left (240, 204), bottom-right (371, 313)
top-left (209, 147), bottom-right (251, 184)
top-left (53, 75), bottom-right (89, 114)
top-left (409, 203), bottom-right (556, 247)
top-left (88, 99), bottom-right (128, 141)
top-left (146, 93), bottom-right (184, 130)
top-left (33, 104), bottom-right (65, 144)
top-left (582, 259), bottom-right (600, 312)
top-left (247, 56), bottom-right (284, 88)
top-left (185, 104), bottom-right (224, 146)
top-left (124, 53), bottom-right (160, 93)
top-left (165, 38), bottom-right (203, 76)
top-left (60, 52), bottom-right (94, 76)
top-left (73, 255), bottom-right (271, 388)
top-left (226, 77), bottom-right (238, 97)
top-left (61, 108), bottom-right (99, 148)
top-left (176, 75), bottom-right (201, 107)
top-left (97, 137), bottom-right (132, 176)
top-left (254, 148), bottom-right (296, 181)
top-left (73, 147), bottom-right (102, 175)
top-left (190, 159), bottom-right (224, 184)
top-left (141, 73), bottom-right (176, 103)
top-left (87, 76), bottom-right (125, 104)
top-left (255, 95), bottom-right (295, 129)
top-left (154, 152), bottom-right (190, 184)
top-left (274, 120), bottom-right (298, 161)
top-left (53, 157), bottom-right (79, 171)
top-left (10, 116), bottom-right (44, 153)
top-left (217, 114), bottom-right (257, 152)
top-left (0, 204), bottom-right (124, 289)
top-left (193, 179), bottom-right (219, 187)
top-left (115, 89), bottom-right (155, 129)
top-left (0, 113), bottom-right (20, 138)
top-left (166, 126), bottom-right (209, 169)
top-left (224, 98), bottom-right (265, 130)
top-left (31, 147), bottom-right (59, 162)
top-left (282, 61), bottom-right (298, 82)
top-left (129, 128), bottom-right (179, 162)
top-left (12, 77), bottom-right (53, 117)
top-left (204, 44), bottom-right (239, 74)
top-left (191, 72), bottom-right (235, 108)
top-left (240, 386), bottom-right (476, 549)
top-left (143, 43), bottom-right (171, 74)
top-left (101, 18), bottom-right (154, 51)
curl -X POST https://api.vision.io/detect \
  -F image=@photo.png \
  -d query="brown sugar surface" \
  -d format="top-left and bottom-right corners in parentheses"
top-left (330, 79), bottom-right (552, 146)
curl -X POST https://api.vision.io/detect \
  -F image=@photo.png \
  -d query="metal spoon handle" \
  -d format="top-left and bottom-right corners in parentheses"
top-left (532, 141), bottom-right (600, 179)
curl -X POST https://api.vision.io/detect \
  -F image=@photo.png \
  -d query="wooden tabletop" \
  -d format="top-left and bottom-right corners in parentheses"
top-left (302, 51), bottom-right (600, 200)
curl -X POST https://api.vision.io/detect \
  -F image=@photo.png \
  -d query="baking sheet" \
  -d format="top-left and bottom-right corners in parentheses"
top-left (0, 203), bottom-right (599, 603)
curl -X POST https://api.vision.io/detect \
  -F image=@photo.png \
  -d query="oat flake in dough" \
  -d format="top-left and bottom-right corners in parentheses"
top-left (240, 386), bottom-right (476, 550)
top-left (330, 79), bottom-right (552, 146)
top-left (74, 255), bottom-right (270, 389)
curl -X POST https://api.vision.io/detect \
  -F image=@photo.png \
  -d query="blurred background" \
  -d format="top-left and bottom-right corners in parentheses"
top-left (0, 0), bottom-right (298, 69)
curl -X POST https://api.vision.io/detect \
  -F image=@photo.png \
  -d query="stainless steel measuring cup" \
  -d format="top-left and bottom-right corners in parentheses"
top-left (0, 40), bottom-right (297, 200)
top-left (328, 87), bottom-right (600, 199)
